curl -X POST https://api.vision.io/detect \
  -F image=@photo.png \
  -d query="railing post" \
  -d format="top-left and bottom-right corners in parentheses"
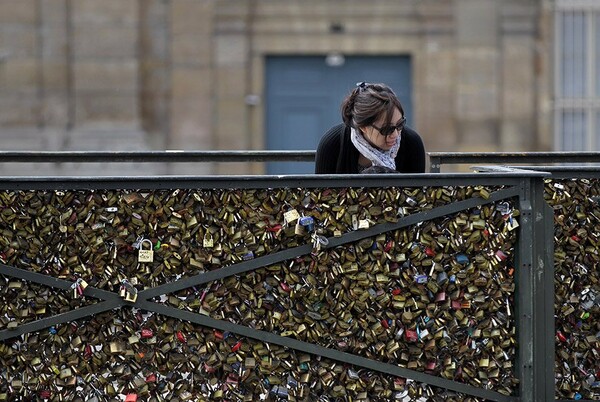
top-left (429, 154), bottom-right (441, 172)
top-left (517, 174), bottom-right (554, 402)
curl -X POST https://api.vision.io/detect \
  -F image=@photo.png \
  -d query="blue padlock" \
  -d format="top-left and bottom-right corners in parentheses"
top-left (299, 216), bottom-right (315, 232)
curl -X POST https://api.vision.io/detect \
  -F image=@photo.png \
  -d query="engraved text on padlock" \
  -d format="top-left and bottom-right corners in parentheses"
top-left (138, 239), bottom-right (154, 263)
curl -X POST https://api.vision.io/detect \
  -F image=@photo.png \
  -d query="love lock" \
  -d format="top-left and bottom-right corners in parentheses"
top-left (119, 279), bottom-right (138, 303)
top-left (138, 239), bottom-right (154, 263)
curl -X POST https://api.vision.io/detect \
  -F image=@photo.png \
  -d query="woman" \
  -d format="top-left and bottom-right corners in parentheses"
top-left (315, 82), bottom-right (426, 174)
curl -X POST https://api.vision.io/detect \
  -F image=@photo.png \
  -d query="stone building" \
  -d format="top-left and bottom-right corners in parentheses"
top-left (0, 0), bottom-right (594, 174)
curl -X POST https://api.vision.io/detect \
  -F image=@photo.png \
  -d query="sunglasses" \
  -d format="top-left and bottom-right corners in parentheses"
top-left (372, 117), bottom-right (406, 137)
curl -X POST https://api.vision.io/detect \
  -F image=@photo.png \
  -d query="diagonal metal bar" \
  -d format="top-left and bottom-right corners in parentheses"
top-left (0, 299), bottom-right (123, 341)
top-left (0, 263), bottom-right (126, 340)
top-left (138, 300), bottom-right (518, 402)
top-left (0, 186), bottom-right (520, 345)
top-left (0, 263), bottom-right (122, 301)
top-left (139, 186), bottom-right (520, 300)
top-left (325, 187), bottom-right (520, 248)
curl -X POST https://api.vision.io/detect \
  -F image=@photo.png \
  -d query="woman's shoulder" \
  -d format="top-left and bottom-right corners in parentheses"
top-left (402, 126), bottom-right (424, 144)
top-left (318, 123), bottom-right (347, 149)
top-left (322, 123), bottom-right (346, 140)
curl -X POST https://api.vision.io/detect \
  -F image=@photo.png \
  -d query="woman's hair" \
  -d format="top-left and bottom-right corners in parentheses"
top-left (341, 82), bottom-right (405, 129)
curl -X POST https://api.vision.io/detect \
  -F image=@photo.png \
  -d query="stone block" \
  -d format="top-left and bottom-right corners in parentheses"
top-left (502, 40), bottom-right (535, 117)
top-left (170, 98), bottom-right (212, 149)
top-left (421, 48), bottom-right (456, 89)
top-left (215, 35), bottom-right (247, 66)
top-left (457, 87), bottom-right (499, 119)
top-left (214, 99), bottom-right (246, 150)
top-left (72, 0), bottom-right (137, 27)
top-left (0, 25), bottom-right (36, 58)
top-left (74, 93), bottom-right (139, 126)
top-left (0, 0), bottom-right (36, 24)
top-left (41, 92), bottom-right (69, 127)
top-left (501, 120), bottom-right (535, 150)
top-left (457, 120), bottom-right (499, 148)
top-left (171, 67), bottom-right (212, 99)
top-left (172, 33), bottom-right (212, 66)
top-left (2, 59), bottom-right (38, 90)
top-left (171, 0), bottom-right (214, 36)
top-left (73, 26), bottom-right (137, 59)
top-left (416, 89), bottom-right (456, 152)
top-left (456, 0), bottom-right (498, 46)
top-left (0, 95), bottom-right (38, 125)
top-left (73, 61), bottom-right (138, 92)
top-left (41, 0), bottom-right (68, 25)
top-left (41, 27), bottom-right (67, 60)
top-left (215, 66), bottom-right (246, 98)
top-left (42, 62), bottom-right (68, 90)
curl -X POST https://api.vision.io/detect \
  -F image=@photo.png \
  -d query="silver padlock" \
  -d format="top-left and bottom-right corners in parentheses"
top-left (138, 239), bottom-right (154, 263)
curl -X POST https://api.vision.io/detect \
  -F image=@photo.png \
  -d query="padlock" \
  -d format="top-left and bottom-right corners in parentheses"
top-left (283, 208), bottom-right (300, 225)
top-left (203, 232), bottom-right (213, 248)
top-left (299, 216), bottom-right (315, 232)
top-left (138, 239), bottom-right (154, 262)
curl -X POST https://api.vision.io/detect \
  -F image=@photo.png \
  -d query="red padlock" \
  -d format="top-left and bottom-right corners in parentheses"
top-left (384, 240), bottom-right (394, 252)
top-left (204, 362), bottom-right (217, 373)
top-left (404, 329), bottom-right (418, 343)
top-left (141, 328), bottom-right (153, 339)
top-left (83, 344), bottom-right (93, 359)
top-left (231, 340), bottom-right (242, 352)
top-left (176, 330), bottom-right (187, 343)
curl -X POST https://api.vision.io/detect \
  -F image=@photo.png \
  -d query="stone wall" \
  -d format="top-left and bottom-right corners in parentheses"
top-left (0, 0), bottom-right (550, 175)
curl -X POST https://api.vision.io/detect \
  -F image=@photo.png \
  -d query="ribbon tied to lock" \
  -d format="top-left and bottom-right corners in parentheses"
top-left (138, 239), bottom-right (154, 263)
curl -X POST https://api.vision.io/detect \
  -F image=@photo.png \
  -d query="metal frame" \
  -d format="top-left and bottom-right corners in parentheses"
top-left (428, 153), bottom-right (600, 402)
top-left (0, 150), bottom-right (316, 164)
top-left (428, 151), bottom-right (600, 173)
top-left (0, 172), bottom-right (552, 402)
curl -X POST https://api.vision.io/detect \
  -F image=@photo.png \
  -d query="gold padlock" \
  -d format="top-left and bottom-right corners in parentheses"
top-left (138, 239), bottom-right (154, 263)
top-left (203, 232), bottom-right (213, 248)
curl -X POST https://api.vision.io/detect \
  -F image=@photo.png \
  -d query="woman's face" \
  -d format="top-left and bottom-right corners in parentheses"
top-left (360, 108), bottom-right (404, 151)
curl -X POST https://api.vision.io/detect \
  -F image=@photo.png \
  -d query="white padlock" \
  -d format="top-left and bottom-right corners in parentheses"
top-left (138, 239), bottom-right (154, 263)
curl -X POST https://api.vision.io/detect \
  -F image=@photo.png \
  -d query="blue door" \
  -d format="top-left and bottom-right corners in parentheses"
top-left (265, 55), bottom-right (412, 174)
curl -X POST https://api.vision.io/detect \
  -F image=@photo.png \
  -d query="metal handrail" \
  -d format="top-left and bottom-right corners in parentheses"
top-left (428, 151), bottom-right (600, 172)
top-left (0, 150), bottom-right (316, 163)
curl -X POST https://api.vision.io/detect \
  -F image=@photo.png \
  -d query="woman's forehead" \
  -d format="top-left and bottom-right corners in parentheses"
top-left (375, 108), bottom-right (403, 123)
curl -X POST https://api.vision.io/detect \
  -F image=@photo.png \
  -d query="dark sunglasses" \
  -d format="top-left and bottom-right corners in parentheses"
top-left (372, 117), bottom-right (406, 137)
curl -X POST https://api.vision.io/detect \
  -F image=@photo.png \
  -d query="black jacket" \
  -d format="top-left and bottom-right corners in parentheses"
top-left (315, 123), bottom-right (426, 174)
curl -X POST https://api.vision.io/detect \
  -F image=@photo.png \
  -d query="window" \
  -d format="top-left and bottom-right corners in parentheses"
top-left (555, 1), bottom-right (600, 150)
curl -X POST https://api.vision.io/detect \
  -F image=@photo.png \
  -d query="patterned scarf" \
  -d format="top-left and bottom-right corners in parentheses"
top-left (350, 127), bottom-right (401, 171)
